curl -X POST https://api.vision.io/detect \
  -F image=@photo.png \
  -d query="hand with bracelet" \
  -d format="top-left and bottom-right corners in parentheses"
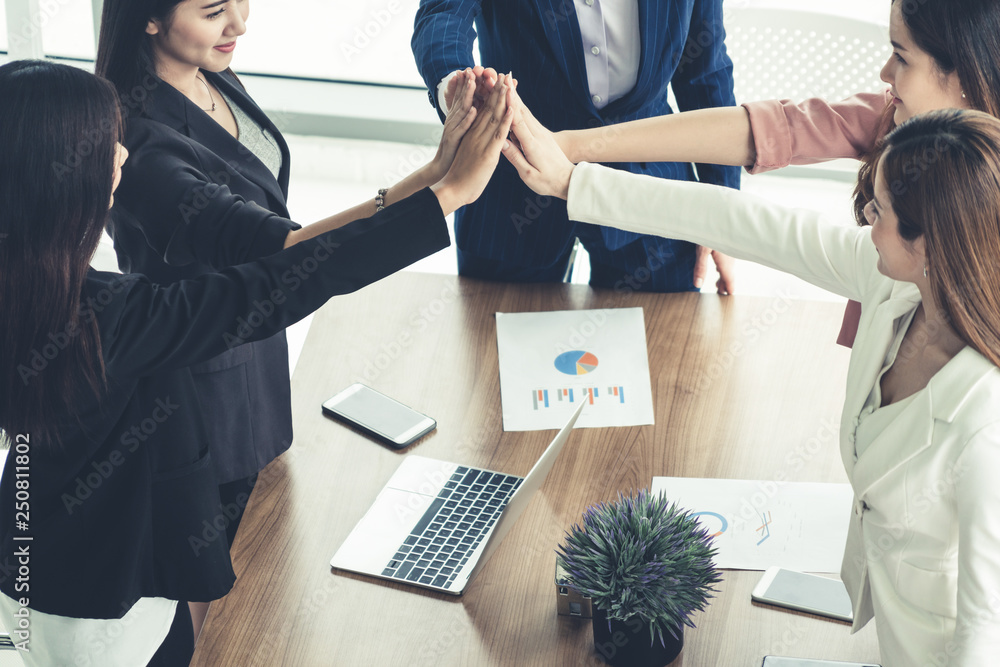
top-left (283, 70), bottom-right (480, 247)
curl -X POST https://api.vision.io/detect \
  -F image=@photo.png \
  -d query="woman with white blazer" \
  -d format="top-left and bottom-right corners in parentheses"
top-left (503, 104), bottom-right (1000, 666)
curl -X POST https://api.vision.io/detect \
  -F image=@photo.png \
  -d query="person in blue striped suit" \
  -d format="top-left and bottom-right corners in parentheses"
top-left (412, 0), bottom-right (741, 293)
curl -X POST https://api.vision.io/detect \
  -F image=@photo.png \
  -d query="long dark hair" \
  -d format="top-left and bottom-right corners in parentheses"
top-left (853, 0), bottom-right (1000, 224)
top-left (880, 109), bottom-right (1000, 367)
top-left (95, 0), bottom-right (239, 113)
top-left (0, 61), bottom-right (121, 448)
top-left (95, 0), bottom-right (181, 113)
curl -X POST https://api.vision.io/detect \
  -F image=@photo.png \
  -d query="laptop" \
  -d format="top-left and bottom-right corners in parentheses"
top-left (331, 400), bottom-right (586, 595)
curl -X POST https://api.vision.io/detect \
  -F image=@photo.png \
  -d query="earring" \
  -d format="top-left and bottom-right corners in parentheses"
top-left (923, 264), bottom-right (929, 278)
top-left (962, 91), bottom-right (967, 99)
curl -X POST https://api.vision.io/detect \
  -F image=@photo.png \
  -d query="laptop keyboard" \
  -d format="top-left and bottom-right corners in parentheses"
top-left (381, 466), bottom-right (522, 589)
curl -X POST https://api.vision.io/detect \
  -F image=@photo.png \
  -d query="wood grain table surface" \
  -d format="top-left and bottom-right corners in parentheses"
top-left (192, 272), bottom-right (880, 667)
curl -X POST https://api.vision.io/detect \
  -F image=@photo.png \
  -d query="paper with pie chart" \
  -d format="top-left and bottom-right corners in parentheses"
top-left (650, 477), bottom-right (854, 573)
top-left (495, 308), bottom-right (654, 431)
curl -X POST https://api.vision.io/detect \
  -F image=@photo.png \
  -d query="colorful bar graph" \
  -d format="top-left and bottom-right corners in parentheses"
top-left (531, 386), bottom-right (627, 410)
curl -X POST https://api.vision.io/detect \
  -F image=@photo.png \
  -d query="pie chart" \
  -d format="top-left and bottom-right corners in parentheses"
top-left (554, 350), bottom-right (599, 376)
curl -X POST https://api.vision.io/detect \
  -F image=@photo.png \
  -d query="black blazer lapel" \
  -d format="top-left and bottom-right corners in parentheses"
top-left (140, 72), bottom-right (289, 216)
top-left (207, 70), bottom-right (292, 197)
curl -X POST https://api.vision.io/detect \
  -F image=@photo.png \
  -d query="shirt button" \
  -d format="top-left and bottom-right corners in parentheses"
top-left (592, 94), bottom-right (602, 104)
top-left (585, 0), bottom-right (594, 5)
top-left (591, 46), bottom-right (601, 55)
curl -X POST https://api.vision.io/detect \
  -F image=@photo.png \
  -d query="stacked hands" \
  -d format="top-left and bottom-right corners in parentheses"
top-left (431, 66), bottom-right (736, 294)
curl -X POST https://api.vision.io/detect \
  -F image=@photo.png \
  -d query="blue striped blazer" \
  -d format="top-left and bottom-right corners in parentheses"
top-left (412, 0), bottom-right (740, 265)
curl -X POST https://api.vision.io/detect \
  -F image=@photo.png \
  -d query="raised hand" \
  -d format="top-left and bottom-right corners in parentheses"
top-left (443, 66), bottom-right (499, 115)
top-left (431, 73), bottom-right (515, 216)
top-left (501, 83), bottom-right (575, 200)
top-left (429, 69), bottom-right (478, 183)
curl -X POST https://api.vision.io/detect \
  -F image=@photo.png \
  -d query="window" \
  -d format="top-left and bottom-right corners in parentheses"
top-left (1, 0), bottom-right (428, 87)
top-left (3, 1), bottom-right (887, 85)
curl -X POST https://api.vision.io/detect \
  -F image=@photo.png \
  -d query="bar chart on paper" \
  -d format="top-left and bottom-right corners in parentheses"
top-left (496, 308), bottom-right (655, 431)
top-left (530, 386), bottom-right (627, 410)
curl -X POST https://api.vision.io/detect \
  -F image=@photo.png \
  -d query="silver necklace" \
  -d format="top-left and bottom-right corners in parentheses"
top-left (197, 75), bottom-right (217, 113)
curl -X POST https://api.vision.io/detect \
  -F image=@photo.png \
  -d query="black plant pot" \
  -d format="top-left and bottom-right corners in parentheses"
top-left (592, 607), bottom-right (684, 667)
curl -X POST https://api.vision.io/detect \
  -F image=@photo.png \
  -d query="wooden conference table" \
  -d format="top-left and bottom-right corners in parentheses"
top-left (192, 272), bottom-right (880, 666)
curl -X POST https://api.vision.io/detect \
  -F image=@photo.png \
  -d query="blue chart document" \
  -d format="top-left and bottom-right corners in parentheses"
top-left (651, 477), bottom-right (854, 573)
top-left (495, 308), bottom-right (655, 431)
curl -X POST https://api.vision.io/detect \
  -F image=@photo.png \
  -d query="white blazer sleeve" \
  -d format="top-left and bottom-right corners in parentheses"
top-left (566, 162), bottom-right (878, 301)
top-left (953, 422), bottom-right (1000, 664)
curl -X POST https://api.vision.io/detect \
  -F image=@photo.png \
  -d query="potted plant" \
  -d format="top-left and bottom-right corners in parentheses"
top-left (556, 489), bottom-right (722, 667)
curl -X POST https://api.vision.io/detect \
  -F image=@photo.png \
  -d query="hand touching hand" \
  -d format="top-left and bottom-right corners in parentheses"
top-left (443, 66), bottom-right (499, 114)
top-left (501, 85), bottom-right (575, 200)
top-left (432, 74), bottom-right (515, 216)
top-left (693, 246), bottom-right (736, 294)
top-left (429, 70), bottom-right (478, 182)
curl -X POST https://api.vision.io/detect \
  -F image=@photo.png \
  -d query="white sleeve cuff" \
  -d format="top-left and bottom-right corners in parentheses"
top-left (436, 71), bottom-right (461, 116)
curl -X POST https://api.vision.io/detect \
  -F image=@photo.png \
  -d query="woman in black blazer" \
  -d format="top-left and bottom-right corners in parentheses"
top-left (94, 0), bottom-right (484, 649)
top-left (0, 60), bottom-right (510, 665)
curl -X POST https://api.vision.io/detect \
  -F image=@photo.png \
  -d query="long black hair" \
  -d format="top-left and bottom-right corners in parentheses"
top-left (95, 0), bottom-right (240, 113)
top-left (95, 0), bottom-right (183, 113)
top-left (0, 61), bottom-right (121, 448)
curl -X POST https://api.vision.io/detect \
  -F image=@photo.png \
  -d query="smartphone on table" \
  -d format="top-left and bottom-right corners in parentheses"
top-left (322, 383), bottom-right (436, 449)
top-left (751, 566), bottom-right (854, 623)
top-left (762, 658), bottom-right (880, 667)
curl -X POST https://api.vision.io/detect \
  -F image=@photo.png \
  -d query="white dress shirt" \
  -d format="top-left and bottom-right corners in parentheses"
top-left (437, 0), bottom-right (641, 113)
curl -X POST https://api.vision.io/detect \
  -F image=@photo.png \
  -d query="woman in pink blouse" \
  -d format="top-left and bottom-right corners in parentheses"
top-left (553, 0), bottom-right (1000, 346)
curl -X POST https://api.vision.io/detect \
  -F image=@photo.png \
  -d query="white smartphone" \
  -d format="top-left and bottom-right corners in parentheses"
top-left (751, 567), bottom-right (854, 623)
top-left (322, 383), bottom-right (436, 449)
top-left (762, 658), bottom-right (880, 667)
